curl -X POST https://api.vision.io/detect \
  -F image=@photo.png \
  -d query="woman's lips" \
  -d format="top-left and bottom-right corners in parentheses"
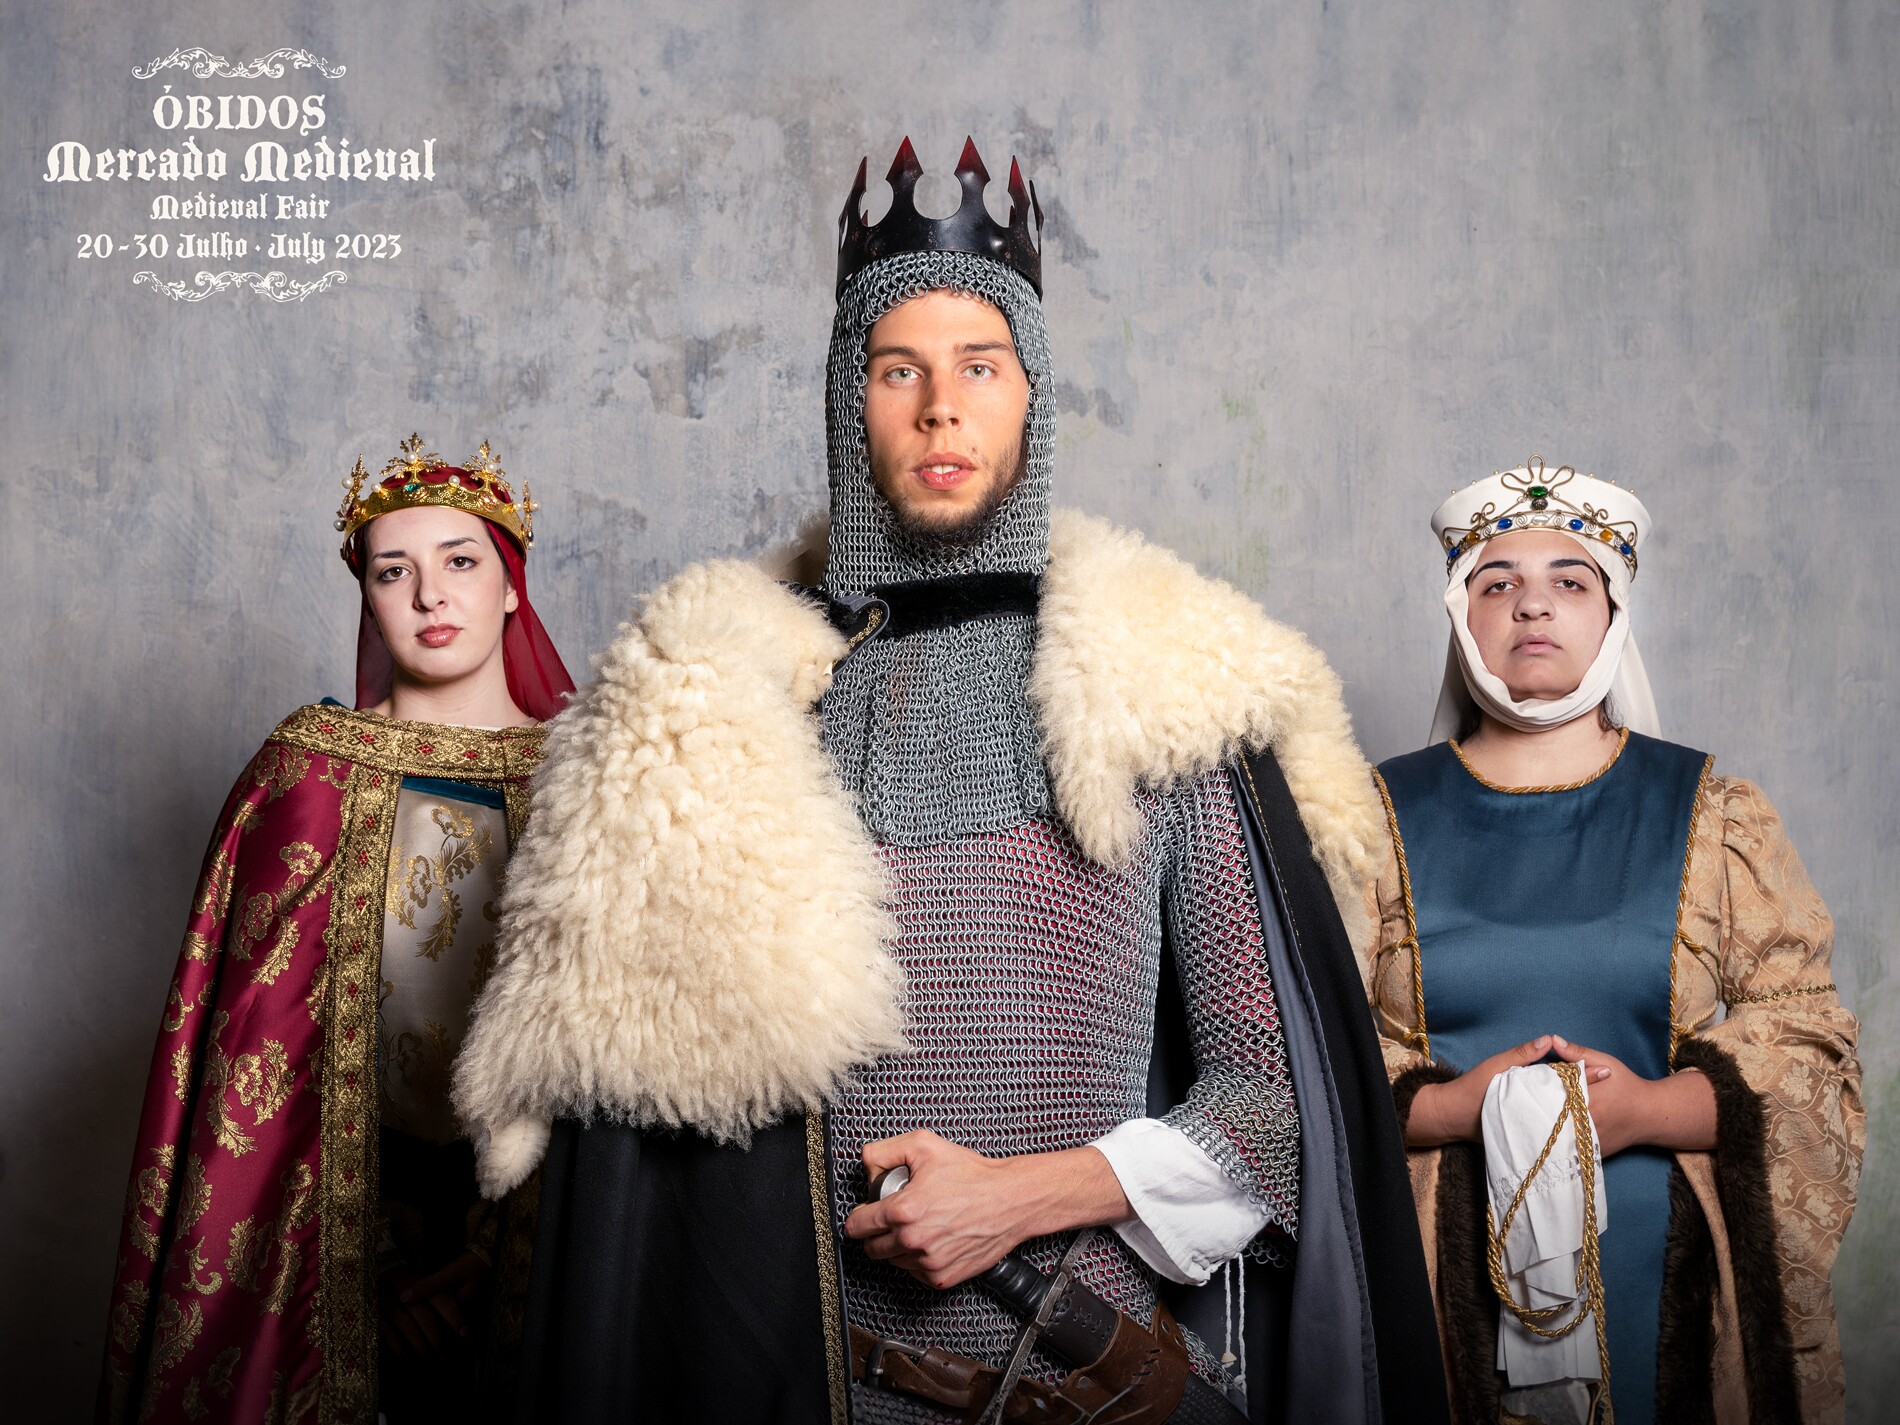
top-left (418, 624), bottom-right (461, 648)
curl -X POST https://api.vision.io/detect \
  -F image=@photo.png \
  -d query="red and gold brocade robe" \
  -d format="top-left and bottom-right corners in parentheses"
top-left (98, 705), bottom-right (544, 1425)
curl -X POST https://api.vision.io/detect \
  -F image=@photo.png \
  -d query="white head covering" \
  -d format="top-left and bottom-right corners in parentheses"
top-left (1428, 458), bottom-right (1660, 744)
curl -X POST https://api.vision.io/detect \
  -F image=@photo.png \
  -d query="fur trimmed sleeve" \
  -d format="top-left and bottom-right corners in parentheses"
top-left (1676, 773), bottom-right (1863, 1418)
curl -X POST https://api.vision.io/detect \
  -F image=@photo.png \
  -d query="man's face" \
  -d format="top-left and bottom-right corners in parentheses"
top-left (862, 289), bottom-right (1031, 548)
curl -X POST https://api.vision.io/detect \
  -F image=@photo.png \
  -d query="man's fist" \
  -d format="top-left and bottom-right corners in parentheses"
top-left (842, 1131), bottom-right (1132, 1290)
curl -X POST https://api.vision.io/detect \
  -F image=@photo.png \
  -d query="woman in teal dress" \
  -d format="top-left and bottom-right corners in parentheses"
top-left (1361, 461), bottom-right (1861, 1424)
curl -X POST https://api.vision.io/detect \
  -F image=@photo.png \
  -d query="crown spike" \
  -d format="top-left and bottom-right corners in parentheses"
top-left (956, 136), bottom-right (990, 187)
top-left (886, 137), bottom-right (923, 192)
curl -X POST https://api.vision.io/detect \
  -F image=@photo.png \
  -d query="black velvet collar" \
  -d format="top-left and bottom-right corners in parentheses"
top-left (793, 571), bottom-right (1042, 649)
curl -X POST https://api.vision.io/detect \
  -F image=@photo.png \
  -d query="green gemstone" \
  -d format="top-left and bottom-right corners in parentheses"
top-left (1527, 485), bottom-right (1549, 499)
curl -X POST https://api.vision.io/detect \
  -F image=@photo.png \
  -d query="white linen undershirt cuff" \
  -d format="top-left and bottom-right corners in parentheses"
top-left (1091, 1117), bottom-right (1271, 1285)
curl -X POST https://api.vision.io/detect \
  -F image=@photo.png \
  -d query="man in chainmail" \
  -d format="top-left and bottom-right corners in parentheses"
top-left (452, 139), bottom-right (1448, 1425)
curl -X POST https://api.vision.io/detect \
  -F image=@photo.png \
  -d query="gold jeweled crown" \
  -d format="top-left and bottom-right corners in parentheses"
top-left (335, 434), bottom-right (536, 562)
top-left (1432, 456), bottom-right (1645, 576)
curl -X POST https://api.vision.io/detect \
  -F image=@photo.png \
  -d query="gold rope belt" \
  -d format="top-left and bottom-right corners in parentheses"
top-left (1483, 1060), bottom-right (1614, 1424)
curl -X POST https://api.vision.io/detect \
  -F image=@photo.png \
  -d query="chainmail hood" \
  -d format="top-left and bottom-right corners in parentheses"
top-left (820, 250), bottom-right (1057, 845)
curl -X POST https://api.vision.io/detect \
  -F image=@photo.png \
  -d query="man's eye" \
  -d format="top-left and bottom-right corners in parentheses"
top-left (886, 365), bottom-right (917, 381)
top-left (967, 363), bottom-right (992, 379)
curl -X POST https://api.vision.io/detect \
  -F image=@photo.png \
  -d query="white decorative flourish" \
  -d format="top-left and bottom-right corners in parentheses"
top-left (133, 270), bottom-right (350, 303)
top-left (132, 47), bottom-right (345, 79)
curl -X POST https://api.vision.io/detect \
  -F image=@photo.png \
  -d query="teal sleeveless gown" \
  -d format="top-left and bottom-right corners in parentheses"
top-left (1376, 731), bottom-right (1708, 1425)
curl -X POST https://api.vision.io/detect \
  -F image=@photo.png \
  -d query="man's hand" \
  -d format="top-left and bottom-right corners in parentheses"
top-left (1406, 1035), bottom-right (1611, 1147)
top-left (378, 1249), bottom-right (489, 1359)
top-left (842, 1131), bottom-right (1132, 1291)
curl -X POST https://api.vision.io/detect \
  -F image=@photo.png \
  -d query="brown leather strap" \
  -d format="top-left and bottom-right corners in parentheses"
top-left (1052, 1299), bottom-right (1194, 1425)
top-left (847, 1297), bottom-right (1199, 1425)
top-left (848, 1324), bottom-right (1086, 1424)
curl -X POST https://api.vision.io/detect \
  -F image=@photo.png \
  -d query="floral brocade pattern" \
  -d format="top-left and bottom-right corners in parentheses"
top-left (379, 789), bottom-right (508, 1145)
top-left (99, 705), bottom-right (543, 1425)
top-left (1672, 775), bottom-right (1862, 1418)
top-left (1359, 770), bottom-right (1862, 1422)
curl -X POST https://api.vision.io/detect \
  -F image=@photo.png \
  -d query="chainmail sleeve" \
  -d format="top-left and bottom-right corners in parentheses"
top-left (1155, 768), bottom-right (1301, 1240)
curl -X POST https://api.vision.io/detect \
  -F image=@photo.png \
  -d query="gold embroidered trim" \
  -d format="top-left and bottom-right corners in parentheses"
top-left (1370, 770), bottom-right (1431, 1061)
top-left (1447, 726), bottom-right (1630, 795)
top-left (315, 760), bottom-right (399, 1423)
top-left (270, 704), bottom-right (546, 783)
top-left (842, 602), bottom-right (886, 657)
top-left (503, 780), bottom-right (534, 849)
top-left (1729, 983), bottom-right (1837, 1007)
top-left (1667, 755), bottom-right (1718, 1069)
top-left (804, 1111), bottom-right (849, 1425)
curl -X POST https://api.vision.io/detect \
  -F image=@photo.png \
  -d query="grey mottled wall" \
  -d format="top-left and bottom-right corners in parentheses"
top-left (5, 0), bottom-right (1894, 1416)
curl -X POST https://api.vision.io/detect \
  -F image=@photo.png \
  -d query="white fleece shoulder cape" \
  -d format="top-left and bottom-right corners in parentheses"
top-left (453, 511), bottom-right (1384, 1196)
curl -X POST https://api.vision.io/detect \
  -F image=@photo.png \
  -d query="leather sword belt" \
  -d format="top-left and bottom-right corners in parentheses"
top-left (847, 1296), bottom-right (1197, 1425)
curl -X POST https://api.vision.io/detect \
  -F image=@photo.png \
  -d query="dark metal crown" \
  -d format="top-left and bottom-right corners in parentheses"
top-left (836, 137), bottom-right (1044, 299)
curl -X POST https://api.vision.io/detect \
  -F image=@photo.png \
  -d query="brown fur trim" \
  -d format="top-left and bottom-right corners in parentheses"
top-left (1433, 1138), bottom-right (1502, 1423)
top-left (1391, 1060), bottom-right (1458, 1132)
top-left (1673, 1037), bottom-right (1801, 1422)
top-left (1654, 1165), bottom-right (1717, 1423)
top-left (1388, 1060), bottom-right (1501, 1420)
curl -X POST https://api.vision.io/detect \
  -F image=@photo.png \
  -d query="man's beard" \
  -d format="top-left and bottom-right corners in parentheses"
top-left (874, 434), bottom-right (1029, 557)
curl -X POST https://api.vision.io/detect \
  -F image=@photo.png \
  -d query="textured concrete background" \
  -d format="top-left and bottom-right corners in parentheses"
top-left (6, 0), bottom-right (1894, 1416)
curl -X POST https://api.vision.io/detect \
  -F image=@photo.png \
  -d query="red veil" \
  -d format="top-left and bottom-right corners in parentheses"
top-left (350, 528), bottom-right (575, 721)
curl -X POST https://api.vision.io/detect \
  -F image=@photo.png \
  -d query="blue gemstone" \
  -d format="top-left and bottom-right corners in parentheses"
top-left (1620, 543), bottom-right (1632, 555)
top-left (1497, 517), bottom-right (1513, 530)
top-left (1569, 518), bottom-right (1584, 530)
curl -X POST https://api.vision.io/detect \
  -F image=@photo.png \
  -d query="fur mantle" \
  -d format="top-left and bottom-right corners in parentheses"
top-left (454, 510), bottom-right (1384, 1195)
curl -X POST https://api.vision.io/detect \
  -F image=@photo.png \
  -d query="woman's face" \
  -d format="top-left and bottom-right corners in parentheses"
top-left (1464, 530), bottom-right (1614, 703)
top-left (361, 505), bottom-right (517, 689)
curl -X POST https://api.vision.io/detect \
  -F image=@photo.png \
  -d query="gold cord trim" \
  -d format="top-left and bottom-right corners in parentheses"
top-left (842, 602), bottom-right (886, 656)
top-left (804, 1111), bottom-right (849, 1425)
top-left (1729, 983), bottom-right (1837, 1007)
top-left (1371, 771), bottom-right (1431, 1061)
top-left (1667, 756), bottom-right (1717, 1069)
top-left (1485, 1060), bottom-right (1614, 1424)
top-left (1448, 727), bottom-right (1630, 795)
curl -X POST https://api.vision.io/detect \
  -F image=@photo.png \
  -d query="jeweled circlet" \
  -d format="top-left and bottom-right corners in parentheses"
top-left (335, 434), bottom-right (536, 560)
top-left (1438, 456), bottom-right (1640, 572)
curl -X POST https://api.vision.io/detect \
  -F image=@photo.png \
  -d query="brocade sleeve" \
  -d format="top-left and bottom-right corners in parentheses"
top-left (1361, 775), bottom-right (1436, 1089)
top-left (1678, 774), bottom-right (1863, 1414)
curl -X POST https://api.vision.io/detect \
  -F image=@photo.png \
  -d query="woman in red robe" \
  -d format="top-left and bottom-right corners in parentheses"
top-left (97, 437), bottom-right (574, 1425)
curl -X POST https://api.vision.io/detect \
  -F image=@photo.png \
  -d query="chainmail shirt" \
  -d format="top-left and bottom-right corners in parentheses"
top-left (830, 768), bottom-right (1299, 1409)
top-left (820, 251), bottom-right (1056, 845)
